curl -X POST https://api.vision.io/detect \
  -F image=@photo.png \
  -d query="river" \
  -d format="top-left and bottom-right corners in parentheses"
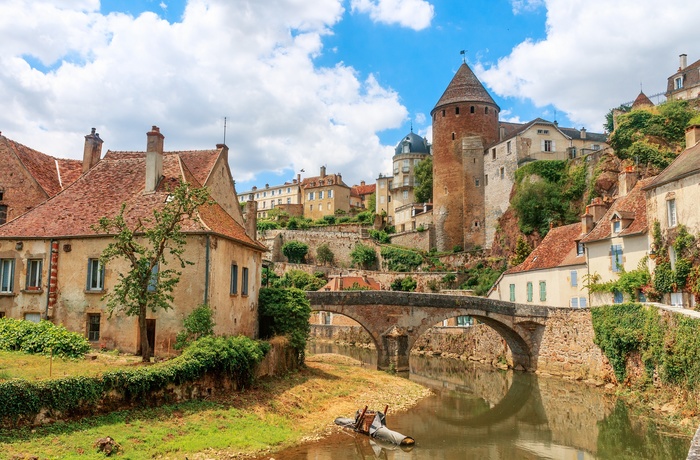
top-left (264, 342), bottom-right (691, 459)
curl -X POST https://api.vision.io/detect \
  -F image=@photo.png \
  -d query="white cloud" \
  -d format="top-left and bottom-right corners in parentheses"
top-left (350, 0), bottom-right (434, 31)
top-left (0, 0), bottom-right (409, 187)
top-left (414, 112), bottom-right (426, 125)
top-left (510, 0), bottom-right (544, 15)
top-left (478, 0), bottom-right (700, 131)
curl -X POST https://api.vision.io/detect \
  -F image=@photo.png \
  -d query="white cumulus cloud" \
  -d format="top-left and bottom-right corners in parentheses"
top-left (350, 0), bottom-right (434, 31)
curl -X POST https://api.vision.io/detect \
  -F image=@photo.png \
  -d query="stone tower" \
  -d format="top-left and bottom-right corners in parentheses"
top-left (431, 63), bottom-right (500, 251)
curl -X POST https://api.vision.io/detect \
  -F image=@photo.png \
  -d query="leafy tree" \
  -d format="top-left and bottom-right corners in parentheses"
top-left (174, 304), bottom-right (215, 350)
top-left (510, 237), bottom-right (533, 266)
top-left (366, 192), bottom-right (376, 213)
top-left (351, 242), bottom-right (377, 269)
top-left (414, 156), bottom-right (433, 203)
top-left (257, 220), bottom-right (280, 232)
top-left (604, 104), bottom-right (630, 133)
top-left (258, 288), bottom-right (311, 363)
top-left (390, 276), bottom-right (417, 292)
top-left (272, 269), bottom-right (326, 290)
top-left (316, 243), bottom-right (334, 265)
top-left (282, 240), bottom-right (309, 263)
top-left (93, 181), bottom-right (211, 362)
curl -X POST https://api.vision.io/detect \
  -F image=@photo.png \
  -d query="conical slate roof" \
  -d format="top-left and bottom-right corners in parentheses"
top-left (631, 91), bottom-right (654, 109)
top-left (432, 63), bottom-right (499, 112)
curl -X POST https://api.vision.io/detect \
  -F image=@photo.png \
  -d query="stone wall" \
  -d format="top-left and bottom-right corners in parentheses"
top-left (412, 324), bottom-right (510, 366)
top-left (261, 229), bottom-right (377, 267)
top-left (389, 227), bottom-right (433, 252)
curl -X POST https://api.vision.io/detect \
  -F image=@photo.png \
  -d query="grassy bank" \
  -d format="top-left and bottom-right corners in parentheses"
top-left (0, 351), bottom-right (141, 381)
top-left (0, 354), bottom-right (431, 459)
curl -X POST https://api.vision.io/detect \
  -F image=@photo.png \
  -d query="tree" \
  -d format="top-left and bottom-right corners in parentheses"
top-left (316, 243), bottom-right (334, 265)
top-left (93, 181), bottom-right (211, 362)
top-left (366, 192), bottom-right (376, 213)
top-left (174, 304), bottom-right (215, 350)
top-left (282, 240), bottom-right (308, 263)
top-left (510, 237), bottom-right (533, 267)
top-left (414, 156), bottom-right (433, 203)
top-left (350, 242), bottom-right (377, 269)
top-left (390, 276), bottom-right (417, 292)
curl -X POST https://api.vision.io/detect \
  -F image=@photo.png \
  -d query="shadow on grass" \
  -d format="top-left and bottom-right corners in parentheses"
top-left (0, 363), bottom-right (341, 443)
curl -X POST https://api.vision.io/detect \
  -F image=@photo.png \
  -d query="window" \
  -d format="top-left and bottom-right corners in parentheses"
top-left (613, 290), bottom-right (623, 304)
top-left (452, 133), bottom-right (455, 140)
top-left (539, 281), bottom-right (546, 301)
top-left (148, 264), bottom-right (158, 292)
top-left (24, 313), bottom-right (41, 323)
top-left (570, 270), bottom-right (578, 287)
top-left (470, 106), bottom-right (475, 113)
top-left (526, 282), bottom-right (533, 302)
top-left (667, 199), bottom-right (677, 227)
top-left (509, 284), bottom-right (515, 302)
top-left (278, 199), bottom-right (282, 204)
top-left (484, 175), bottom-right (489, 186)
top-left (456, 316), bottom-right (473, 326)
top-left (1, 259), bottom-right (14, 293)
top-left (403, 190), bottom-right (408, 200)
top-left (0, 205), bottom-right (6, 225)
top-left (442, 109), bottom-right (445, 117)
top-left (25, 259), bottom-right (42, 290)
top-left (287, 198), bottom-right (291, 204)
top-left (403, 176), bottom-right (409, 186)
top-left (675, 76), bottom-right (683, 89)
top-left (402, 143), bottom-right (410, 153)
top-left (318, 191), bottom-right (324, 199)
top-left (612, 219), bottom-right (621, 234)
top-left (571, 297), bottom-right (578, 308)
top-left (308, 192), bottom-right (314, 200)
top-left (543, 140), bottom-right (553, 152)
top-left (577, 242), bottom-right (585, 256)
top-left (485, 107), bottom-right (489, 114)
top-left (669, 246), bottom-right (677, 271)
top-left (611, 244), bottom-right (623, 273)
top-left (579, 297), bottom-right (587, 308)
top-left (475, 178), bottom-right (480, 187)
top-left (492, 149), bottom-right (496, 160)
top-left (86, 259), bottom-right (104, 291)
top-left (327, 203), bottom-right (331, 210)
top-left (387, 195), bottom-right (391, 202)
top-left (592, 144), bottom-right (600, 151)
top-left (287, 187), bottom-right (291, 193)
top-left (309, 204), bottom-right (313, 211)
top-left (506, 141), bottom-right (511, 154)
top-left (537, 129), bottom-right (549, 134)
top-left (671, 292), bottom-right (683, 307)
top-left (225, 264), bottom-right (237, 296)
top-left (242, 267), bottom-right (249, 295)
top-left (380, 182), bottom-right (385, 189)
top-left (500, 167), bottom-right (505, 179)
top-left (263, 191), bottom-right (266, 197)
top-left (402, 159), bottom-right (410, 172)
top-left (328, 190), bottom-right (333, 198)
top-left (0, 189), bottom-right (4, 200)
top-left (88, 314), bottom-right (100, 341)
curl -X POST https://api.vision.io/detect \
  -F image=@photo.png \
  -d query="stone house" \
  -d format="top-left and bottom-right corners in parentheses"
top-left (350, 181), bottom-right (375, 212)
top-left (0, 132), bottom-right (83, 225)
top-left (643, 125), bottom-right (700, 307)
top-left (238, 177), bottom-right (302, 219)
top-left (666, 54), bottom-right (700, 101)
top-left (483, 118), bottom-right (608, 248)
top-left (580, 175), bottom-right (654, 306)
top-left (0, 126), bottom-right (266, 356)
top-left (300, 166), bottom-right (351, 220)
top-left (488, 223), bottom-right (588, 308)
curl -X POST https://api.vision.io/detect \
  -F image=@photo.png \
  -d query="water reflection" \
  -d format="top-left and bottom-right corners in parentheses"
top-left (270, 343), bottom-right (690, 459)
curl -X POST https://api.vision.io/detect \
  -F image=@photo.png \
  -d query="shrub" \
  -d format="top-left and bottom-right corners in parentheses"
top-left (282, 240), bottom-right (309, 263)
top-left (257, 220), bottom-right (280, 231)
top-left (258, 288), bottom-right (311, 363)
top-left (380, 246), bottom-right (423, 272)
top-left (174, 304), bottom-right (215, 350)
top-left (322, 215), bottom-right (336, 225)
top-left (356, 211), bottom-right (373, 224)
top-left (351, 243), bottom-right (377, 269)
top-left (272, 269), bottom-right (326, 290)
top-left (369, 229), bottom-right (391, 244)
top-left (316, 243), bottom-right (334, 265)
top-left (0, 318), bottom-right (90, 359)
top-left (390, 276), bottom-right (417, 292)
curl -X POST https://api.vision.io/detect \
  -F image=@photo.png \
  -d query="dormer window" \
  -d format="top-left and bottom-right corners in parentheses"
top-left (577, 242), bottom-right (585, 256)
top-left (675, 76), bottom-right (684, 90)
top-left (613, 220), bottom-right (621, 234)
top-left (402, 143), bottom-right (410, 153)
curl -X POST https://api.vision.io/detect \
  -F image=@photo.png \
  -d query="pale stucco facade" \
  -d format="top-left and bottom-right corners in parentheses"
top-left (489, 264), bottom-right (588, 308)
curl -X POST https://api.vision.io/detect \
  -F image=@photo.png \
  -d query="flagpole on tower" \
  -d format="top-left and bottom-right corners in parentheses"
top-left (460, 50), bottom-right (466, 63)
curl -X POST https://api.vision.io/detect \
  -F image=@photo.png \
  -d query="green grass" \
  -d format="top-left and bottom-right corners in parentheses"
top-left (0, 350), bottom-right (141, 381)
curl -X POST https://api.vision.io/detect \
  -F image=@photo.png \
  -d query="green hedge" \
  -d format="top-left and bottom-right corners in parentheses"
top-left (258, 288), bottom-right (311, 363)
top-left (0, 318), bottom-right (91, 359)
top-left (0, 335), bottom-right (270, 426)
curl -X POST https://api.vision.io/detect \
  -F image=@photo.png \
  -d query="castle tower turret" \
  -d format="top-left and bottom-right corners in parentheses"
top-left (430, 63), bottom-right (500, 251)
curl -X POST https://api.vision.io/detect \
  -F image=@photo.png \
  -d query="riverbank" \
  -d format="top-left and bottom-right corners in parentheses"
top-left (0, 354), bottom-right (431, 459)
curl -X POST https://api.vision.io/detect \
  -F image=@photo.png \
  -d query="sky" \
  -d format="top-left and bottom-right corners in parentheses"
top-left (1, 0), bottom-right (699, 193)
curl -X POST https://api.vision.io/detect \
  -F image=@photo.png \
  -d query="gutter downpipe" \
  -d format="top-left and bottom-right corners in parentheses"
top-left (204, 234), bottom-right (210, 304)
top-left (45, 239), bottom-right (57, 320)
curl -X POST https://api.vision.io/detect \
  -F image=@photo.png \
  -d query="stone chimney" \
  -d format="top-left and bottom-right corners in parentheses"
top-left (361, 180), bottom-right (365, 186)
top-left (580, 127), bottom-right (587, 140)
top-left (320, 166), bottom-right (326, 178)
top-left (499, 126), bottom-right (505, 141)
top-left (216, 143), bottom-right (228, 163)
top-left (145, 126), bottom-right (164, 193)
top-left (82, 128), bottom-right (103, 173)
top-left (618, 166), bottom-right (638, 197)
top-left (680, 53), bottom-right (688, 70)
top-left (588, 197), bottom-right (608, 223)
top-left (581, 206), bottom-right (594, 234)
top-left (685, 124), bottom-right (700, 148)
top-left (244, 194), bottom-right (257, 240)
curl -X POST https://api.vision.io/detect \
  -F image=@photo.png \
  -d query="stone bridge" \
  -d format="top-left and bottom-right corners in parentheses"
top-left (306, 291), bottom-right (581, 373)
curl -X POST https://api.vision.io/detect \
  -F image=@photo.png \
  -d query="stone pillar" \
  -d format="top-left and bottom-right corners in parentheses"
top-left (378, 326), bottom-right (410, 372)
top-left (46, 240), bottom-right (59, 319)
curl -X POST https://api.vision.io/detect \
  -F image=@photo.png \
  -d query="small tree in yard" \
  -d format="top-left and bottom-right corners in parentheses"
top-left (174, 304), bottom-right (215, 350)
top-left (316, 243), bottom-right (334, 265)
top-left (282, 240), bottom-right (309, 264)
top-left (93, 181), bottom-right (211, 362)
top-left (351, 242), bottom-right (377, 269)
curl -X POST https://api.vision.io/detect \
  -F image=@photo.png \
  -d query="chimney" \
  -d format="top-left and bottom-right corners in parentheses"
top-left (82, 128), bottom-right (103, 173)
top-left (145, 126), bottom-right (164, 193)
top-left (685, 124), bottom-right (700, 148)
top-left (588, 197), bottom-right (608, 223)
top-left (244, 195), bottom-right (257, 240)
top-left (618, 166), bottom-right (638, 197)
top-left (581, 206), bottom-right (594, 234)
top-left (216, 143), bottom-right (228, 163)
top-left (320, 166), bottom-right (326, 178)
top-left (580, 127), bottom-right (587, 140)
top-left (297, 173), bottom-right (301, 184)
top-left (680, 54), bottom-right (688, 70)
top-left (499, 126), bottom-right (505, 141)
top-left (361, 180), bottom-right (365, 186)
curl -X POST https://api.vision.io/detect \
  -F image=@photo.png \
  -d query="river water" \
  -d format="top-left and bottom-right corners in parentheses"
top-left (265, 342), bottom-right (691, 460)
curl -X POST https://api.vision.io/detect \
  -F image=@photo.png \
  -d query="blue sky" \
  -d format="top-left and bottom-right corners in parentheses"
top-left (0, 0), bottom-right (696, 193)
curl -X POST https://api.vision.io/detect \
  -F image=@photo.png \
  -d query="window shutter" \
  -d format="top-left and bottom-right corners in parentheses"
top-left (541, 139), bottom-right (545, 151)
top-left (551, 140), bottom-right (556, 151)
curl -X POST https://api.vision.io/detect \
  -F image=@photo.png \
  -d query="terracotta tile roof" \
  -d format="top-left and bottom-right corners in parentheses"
top-left (433, 63), bottom-right (499, 111)
top-left (581, 177), bottom-right (654, 243)
top-left (1, 136), bottom-right (82, 197)
top-left (505, 223), bottom-right (585, 275)
top-left (300, 173), bottom-right (349, 189)
top-left (643, 141), bottom-right (700, 190)
top-left (0, 151), bottom-right (264, 250)
top-left (632, 91), bottom-right (654, 109)
top-left (352, 183), bottom-right (375, 196)
top-left (319, 276), bottom-right (381, 291)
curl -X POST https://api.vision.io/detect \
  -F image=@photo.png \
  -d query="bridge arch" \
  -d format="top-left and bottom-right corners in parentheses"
top-left (306, 291), bottom-right (550, 372)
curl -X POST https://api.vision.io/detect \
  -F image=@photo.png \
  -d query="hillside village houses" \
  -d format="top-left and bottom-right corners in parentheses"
top-left (667, 53), bottom-right (700, 101)
top-left (0, 126), bottom-right (266, 355)
top-left (237, 177), bottom-right (303, 220)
